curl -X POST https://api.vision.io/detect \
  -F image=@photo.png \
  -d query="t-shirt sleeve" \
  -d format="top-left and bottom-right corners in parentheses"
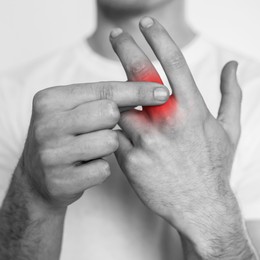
top-left (231, 63), bottom-right (260, 220)
top-left (0, 76), bottom-right (29, 205)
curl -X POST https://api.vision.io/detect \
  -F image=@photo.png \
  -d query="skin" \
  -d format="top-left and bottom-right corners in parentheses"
top-left (0, 81), bottom-right (169, 259)
top-left (89, 0), bottom-right (195, 62)
top-left (0, 17), bottom-right (257, 259)
top-left (247, 221), bottom-right (260, 256)
top-left (90, 0), bottom-right (260, 255)
top-left (110, 18), bottom-right (258, 258)
top-left (0, 0), bottom-right (259, 259)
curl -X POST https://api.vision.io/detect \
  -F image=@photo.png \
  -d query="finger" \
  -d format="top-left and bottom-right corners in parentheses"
top-left (114, 130), bottom-right (133, 166)
top-left (217, 61), bottom-right (242, 145)
top-left (139, 17), bottom-right (202, 105)
top-left (119, 110), bottom-right (150, 145)
top-left (38, 100), bottom-right (119, 136)
top-left (110, 28), bottom-right (163, 84)
top-left (70, 159), bottom-right (111, 193)
top-left (44, 130), bottom-right (119, 165)
top-left (110, 29), bottom-right (177, 122)
top-left (65, 100), bottom-right (120, 134)
top-left (42, 81), bottom-right (169, 111)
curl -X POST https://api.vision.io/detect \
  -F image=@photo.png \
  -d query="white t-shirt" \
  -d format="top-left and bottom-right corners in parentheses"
top-left (0, 36), bottom-right (259, 259)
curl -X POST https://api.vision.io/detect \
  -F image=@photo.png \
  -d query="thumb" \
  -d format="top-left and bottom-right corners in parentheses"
top-left (217, 61), bottom-right (242, 145)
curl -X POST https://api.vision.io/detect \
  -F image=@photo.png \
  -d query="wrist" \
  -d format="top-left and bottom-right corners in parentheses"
top-left (0, 160), bottom-right (66, 260)
top-left (14, 160), bottom-right (67, 220)
top-left (181, 234), bottom-right (256, 260)
top-left (175, 191), bottom-right (256, 259)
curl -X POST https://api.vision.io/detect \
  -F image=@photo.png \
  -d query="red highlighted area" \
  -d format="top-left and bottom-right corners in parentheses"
top-left (134, 70), bottom-right (177, 122)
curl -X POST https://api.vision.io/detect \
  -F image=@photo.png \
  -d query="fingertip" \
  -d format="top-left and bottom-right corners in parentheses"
top-left (139, 16), bottom-right (154, 29)
top-left (223, 61), bottom-right (238, 75)
top-left (221, 61), bottom-right (239, 88)
top-left (110, 28), bottom-right (123, 40)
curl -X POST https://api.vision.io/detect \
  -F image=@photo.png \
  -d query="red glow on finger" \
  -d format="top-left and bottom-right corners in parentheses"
top-left (134, 71), bottom-right (177, 122)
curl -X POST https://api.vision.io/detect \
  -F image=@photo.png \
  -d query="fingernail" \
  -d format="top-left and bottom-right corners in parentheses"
top-left (140, 17), bottom-right (154, 28)
top-left (154, 88), bottom-right (168, 101)
top-left (110, 28), bottom-right (123, 38)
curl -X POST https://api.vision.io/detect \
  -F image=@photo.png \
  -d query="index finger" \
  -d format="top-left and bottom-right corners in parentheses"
top-left (38, 81), bottom-right (169, 111)
top-left (139, 17), bottom-right (203, 105)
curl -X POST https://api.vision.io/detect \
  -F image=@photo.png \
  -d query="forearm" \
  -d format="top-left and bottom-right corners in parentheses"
top-left (178, 193), bottom-right (258, 260)
top-left (0, 164), bottom-right (66, 260)
top-left (181, 233), bottom-right (257, 260)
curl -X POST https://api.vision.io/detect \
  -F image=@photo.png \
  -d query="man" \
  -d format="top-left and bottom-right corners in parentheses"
top-left (0, 0), bottom-right (259, 259)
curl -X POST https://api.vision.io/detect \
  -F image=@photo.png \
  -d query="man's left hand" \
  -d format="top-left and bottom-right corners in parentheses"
top-left (110, 17), bottom-right (257, 259)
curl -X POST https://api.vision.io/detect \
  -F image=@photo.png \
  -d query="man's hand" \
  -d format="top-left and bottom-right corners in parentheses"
top-left (0, 81), bottom-right (169, 260)
top-left (110, 18), bottom-right (257, 259)
top-left (21, 81), bottom-right (169, 209)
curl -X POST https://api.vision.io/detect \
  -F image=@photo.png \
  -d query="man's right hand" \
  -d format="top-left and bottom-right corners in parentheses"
top-left (19, 81), bottom-right (169, 209)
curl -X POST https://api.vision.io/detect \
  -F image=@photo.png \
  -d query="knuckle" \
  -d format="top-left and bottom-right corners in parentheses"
top-left (33, 118), bottom-right (53, 144)
top-left (162, 50), bottom-right (186, 70)
top-left (126, 152), bottom-right (138, 165)
top-left (39, 149), bottom-right (54, 167)
top-left (114, 35), bottom-right (129, 50)
top-left (33, 89), bottom-right (51, 113)
top-left (129, 61), bottom-right (150, 77)
top-left (138, 132), bottom-right (155, 147)
top-left (70, 108), bottom-right (84, 128)
top-left (47, 178), bottom-right (64, 198)
top-left (51, 113), bottom-right (66, 131)
top-left (34, 122), bottom-right (45, 143)
top-left (124, 151), bottom-right (142, 170)
top-left (33, 114), bottom-right (62, 142)
top-left (103, 100), bottom-right (120, 122)
top-left (96, 160), bottom-right (111, 180)
top-left (106, 130), bottom-right (119, 151)
top-left (98, 84), bottom-right (114, 100)
top-left (136, 84), bottom-right (148, 102)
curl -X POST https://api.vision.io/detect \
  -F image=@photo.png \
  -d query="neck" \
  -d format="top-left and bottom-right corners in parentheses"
top-left (88, 0), bottom-right (196, 62)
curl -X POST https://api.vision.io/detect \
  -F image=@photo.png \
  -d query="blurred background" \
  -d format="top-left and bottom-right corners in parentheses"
top-left (0, 0), bottom-right (259, 71)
